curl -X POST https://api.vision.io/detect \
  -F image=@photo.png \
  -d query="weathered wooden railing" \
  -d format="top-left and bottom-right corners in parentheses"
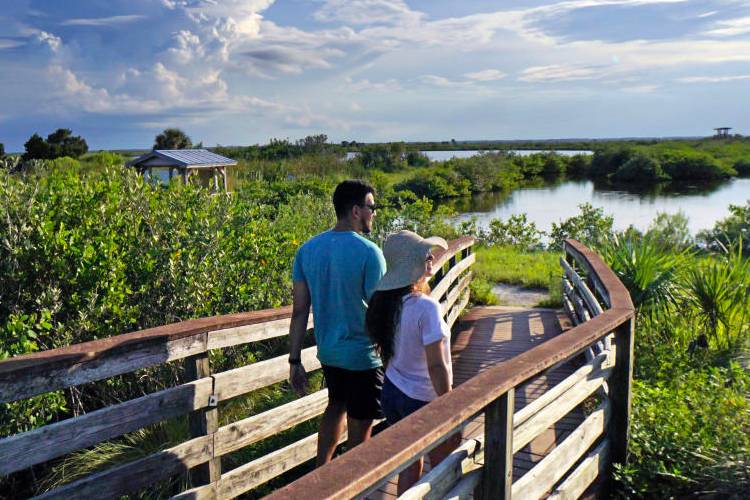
top-left (270, 239), bottom-right (635, 500)
top-left (0, 236), bottom-right (475, 499)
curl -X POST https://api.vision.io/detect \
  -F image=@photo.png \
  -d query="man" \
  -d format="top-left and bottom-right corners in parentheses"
top-left (288, 179), bottom-right (386, 466)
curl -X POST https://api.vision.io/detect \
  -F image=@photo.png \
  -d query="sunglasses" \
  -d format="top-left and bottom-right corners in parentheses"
top-left (359, 203), bottom-right (378, 212)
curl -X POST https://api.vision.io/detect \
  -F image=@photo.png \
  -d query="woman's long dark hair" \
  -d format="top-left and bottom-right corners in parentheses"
top-left (366, 285), bottom-right (412, 365)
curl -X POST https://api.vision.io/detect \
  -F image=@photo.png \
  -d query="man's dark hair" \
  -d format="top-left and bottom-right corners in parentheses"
top-left (332, 180), bottom-right (376, 219)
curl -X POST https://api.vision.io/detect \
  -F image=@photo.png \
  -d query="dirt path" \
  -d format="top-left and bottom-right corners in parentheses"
top-left (492, 283), bottom-right (550, 307)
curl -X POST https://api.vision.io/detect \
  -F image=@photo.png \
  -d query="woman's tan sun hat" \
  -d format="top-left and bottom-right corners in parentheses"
top-left (375, 230), bottom-right (448, 291)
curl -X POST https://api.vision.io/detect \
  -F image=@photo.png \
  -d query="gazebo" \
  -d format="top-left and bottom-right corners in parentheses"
top-left (714, 127), bottom-right (732, 138)
top-left (126, 149), bottom-right (237, 192)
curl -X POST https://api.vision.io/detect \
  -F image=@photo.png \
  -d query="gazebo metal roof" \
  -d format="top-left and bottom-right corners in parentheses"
top-left (126, 149), bottom-right (237, 169)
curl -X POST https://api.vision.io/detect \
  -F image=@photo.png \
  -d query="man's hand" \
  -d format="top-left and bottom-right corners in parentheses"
top-left (290, 363), bottom-right (309, 396)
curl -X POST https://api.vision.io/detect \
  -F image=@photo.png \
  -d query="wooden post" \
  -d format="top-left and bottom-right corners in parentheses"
top-left (184, 353), bottom-right (221, 486)
top-left (181, 168), bottom-right (188, 185)
top-left (481, 388), bottom-right (514, 500)
top-left (609, 316), bottom-right (634, 465)
top-left (213, 168), bottom-right (219, 193)
top-left (222, 166), bottom-right (228, 193)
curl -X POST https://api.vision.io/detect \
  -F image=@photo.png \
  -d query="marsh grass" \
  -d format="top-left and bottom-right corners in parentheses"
top-left (473, 245), bottom-right (562, 307)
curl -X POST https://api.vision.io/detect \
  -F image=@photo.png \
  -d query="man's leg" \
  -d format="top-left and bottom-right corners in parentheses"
top-left (346, 416), bottom-right (374, 449)
top-left (317, 400), bottom-right (347, 466)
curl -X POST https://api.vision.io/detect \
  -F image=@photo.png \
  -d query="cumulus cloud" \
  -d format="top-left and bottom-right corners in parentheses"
top-left (464, 69), bottom-right (507, 81)
top-left (61, 15), bottom-right (146, 27)
top-left (35, 31), bottom-right (62, 52)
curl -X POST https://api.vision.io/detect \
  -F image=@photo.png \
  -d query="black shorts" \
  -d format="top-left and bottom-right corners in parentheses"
top-left (321, 364), bottom-right (384, 420)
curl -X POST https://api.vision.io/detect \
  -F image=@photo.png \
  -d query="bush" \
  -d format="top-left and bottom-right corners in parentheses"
top-left (483, 214), bottom-right (544, 250)
top-left (394, 170), bottom-right (470, 199)
top-left (660, 151), bottom-right (734, 180)
top-left (590, 147), bottom-right (634, 178)
top-left (548, 203), bottom-right (614, 250)
top-left (734, 159), bottom-right (750, 177)
top-left (611, 153), bottom-right (669, 183)
top-left (616, 363), bottom-right (750, 498)
top-left (645, 211), bottom-right (692, 250)
top-left (698, 201), bottom-right (750, 253)
top-left (566, 154), bottom-right (591, 178)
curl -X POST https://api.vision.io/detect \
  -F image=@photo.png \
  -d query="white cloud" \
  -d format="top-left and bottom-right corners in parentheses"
top-left (696, 11), bottom-right (718, 18)
top-left (345, 76), bottom-right (401, 92)
top-left (418, 74), bottom-right (469, 87)
top-left (314, 0), bottom-right (423, 26)
top-left (166, 30), bottom-right (204, 64)
top-left (704, 16), bottom-right (750, 37)
top-left (0, 38), bottom-right (24, 50)
top-left (35, 31), bottom-right (61, 52)
top-left (464, 69), bottom-right (507, 81)
top-left (678, 74), bottom-right (750, 83)
top-left (61, 15), bottom-right (146, 27)
top-left (519, 64), bottom-right (604, 82)
top-left (621, 84), bottom-right (660, 92)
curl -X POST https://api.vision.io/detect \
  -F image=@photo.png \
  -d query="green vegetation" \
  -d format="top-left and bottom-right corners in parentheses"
top-left (1, 133), bottom-right (749, 497)
top-left (153, 127), bottom-right (193, 150)
top-left (22, 128), bottom-right (88, 160)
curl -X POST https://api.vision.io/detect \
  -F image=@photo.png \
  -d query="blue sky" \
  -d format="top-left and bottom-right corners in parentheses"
top-left (1, 0), bottom-right (749, 150)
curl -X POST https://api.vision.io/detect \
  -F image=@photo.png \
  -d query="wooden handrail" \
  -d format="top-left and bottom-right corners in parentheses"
top-left (0, 237), bottom-right (477, 500)
top-left (269, 238), bottom-right (635, 500)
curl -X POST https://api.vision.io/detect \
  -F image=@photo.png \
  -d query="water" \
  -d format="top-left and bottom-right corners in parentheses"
top-left (448, 178), bottom-right (750, 236)
top-left (345, 149), bottom-right (591, 161)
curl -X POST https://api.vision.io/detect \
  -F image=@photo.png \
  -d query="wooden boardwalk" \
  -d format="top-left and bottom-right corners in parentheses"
top-left (372, 306), bottom-right (582, 498)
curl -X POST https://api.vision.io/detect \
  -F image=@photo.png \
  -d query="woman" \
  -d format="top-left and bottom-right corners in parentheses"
top-left (366, 230), bottom-right (459, 494)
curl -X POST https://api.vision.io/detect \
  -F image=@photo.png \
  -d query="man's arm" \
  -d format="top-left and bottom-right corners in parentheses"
top-left (289, 280), bottom-right (311, 396)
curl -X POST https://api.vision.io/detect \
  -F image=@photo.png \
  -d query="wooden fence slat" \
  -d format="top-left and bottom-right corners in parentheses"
top-left (174, 430), bottom-right (348, 500)
top-left (609, 317), bottom-right (635, 465)
top-left (443, 469), bottom-right (481, 500)
top-left (431, 254), bottom-right (476, 302)
top-left (206, 315), bottom-right (314, 351)
top-left (481, 389), bottom-right (513, 500)
top-left (400, 438), bottom-right (482, 500)
top-left (560, 257), bottom-right (604, 317)
top-left (547, 438), bottom-right (610, 500)
top-left (514, 351), bottom-right (609, 428)
top-left (440, 272), bottom-right (472, 316)
top-left (212, 346), bottom-right (319, 402)
top-left (34, 435), bottom-right (212, 500)
top-left (0, 334), bottom-right (206, 405)
top-left (447, 290), bottom-right (470, 330)
top-left (185, 353), bottom-right (220, 485)
top-left (0, 377), bottom-right (213, 476)
top-left (214, 390), bottom-right (329, 457)
top-left (513, 365), bottom-right (611, 454)
top-left (512, 401), bottom-right (611, 500)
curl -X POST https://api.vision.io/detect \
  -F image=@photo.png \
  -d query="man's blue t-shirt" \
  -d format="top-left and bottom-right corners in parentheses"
top-left (292, 230), bottom-right (386, 370)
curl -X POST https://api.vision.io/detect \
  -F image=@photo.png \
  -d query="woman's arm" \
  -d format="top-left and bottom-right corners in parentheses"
top-left (425, 340), bottom-right (451, 396)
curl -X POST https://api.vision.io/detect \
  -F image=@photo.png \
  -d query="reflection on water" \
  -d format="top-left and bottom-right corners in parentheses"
top-left (447, 178), bottom-right (750, 235)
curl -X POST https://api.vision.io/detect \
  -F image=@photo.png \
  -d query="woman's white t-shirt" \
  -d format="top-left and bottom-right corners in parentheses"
top-left (385, 294), bottom-right (453, 402)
